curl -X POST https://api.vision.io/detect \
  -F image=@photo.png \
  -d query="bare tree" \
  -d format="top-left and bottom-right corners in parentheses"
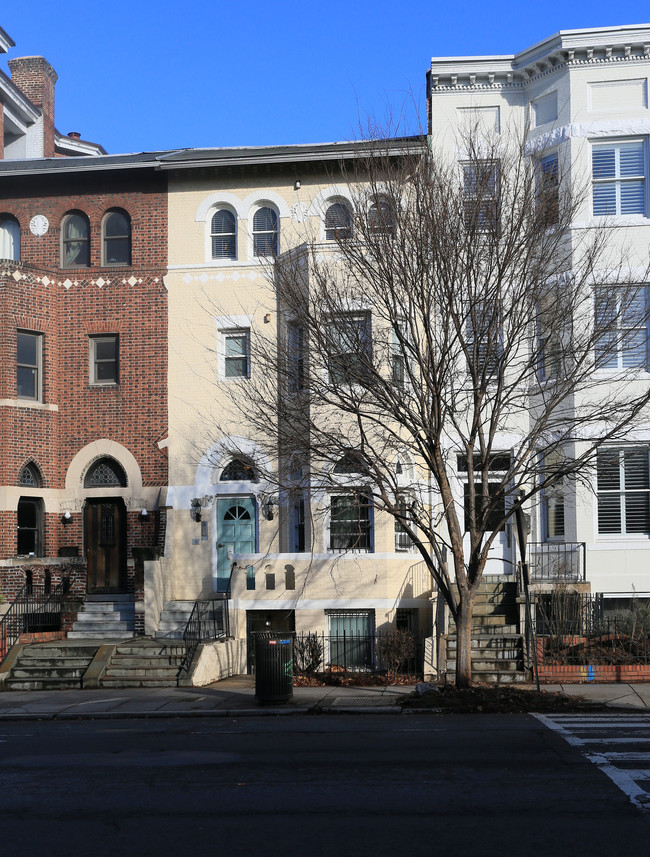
top-left (209, 128), bottom-right (650, 688)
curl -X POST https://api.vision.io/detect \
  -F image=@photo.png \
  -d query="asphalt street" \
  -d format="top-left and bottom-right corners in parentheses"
top-left (1, 713), bottom-right (649, 857)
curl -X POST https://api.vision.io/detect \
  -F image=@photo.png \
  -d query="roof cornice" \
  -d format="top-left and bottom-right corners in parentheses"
top-left (429, 24), bottom-right (650, 93)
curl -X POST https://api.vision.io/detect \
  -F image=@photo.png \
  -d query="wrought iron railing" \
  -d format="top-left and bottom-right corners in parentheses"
top-left (0, 578), bottom-right (70, 666)
top-left (292, 630), bottom-right (422, 677)
top-left (180, 596), bottom-right (230, 675)
top-left (527, 542), bottom-right (586, 582)
top-left (535, 592), bottom-right (650, 665)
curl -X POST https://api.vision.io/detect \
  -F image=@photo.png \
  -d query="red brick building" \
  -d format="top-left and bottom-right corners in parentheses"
top-left (0, 154), bottom-right (168, 634)
top-left (1, 24), bottom-right (104, 160)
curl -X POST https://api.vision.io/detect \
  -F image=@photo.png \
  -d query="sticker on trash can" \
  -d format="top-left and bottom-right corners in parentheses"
top-left (280, 639), bottom-right (290, 644)
top-left (269, 640), bottom-right (276, 645)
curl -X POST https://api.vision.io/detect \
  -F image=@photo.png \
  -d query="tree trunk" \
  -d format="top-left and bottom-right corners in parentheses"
top-left (455, 595), bottom-right (474, 688)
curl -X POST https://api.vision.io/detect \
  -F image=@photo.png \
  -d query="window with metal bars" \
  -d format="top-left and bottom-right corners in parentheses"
top-left (330, 494), bottom-right (373, 551)
top-left (597, 448), bottom-right (650, 535)
top-left (592, 140), bottom-right (646, 216)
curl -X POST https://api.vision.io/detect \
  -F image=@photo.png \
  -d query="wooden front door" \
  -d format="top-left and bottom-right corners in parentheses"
top-left (85, 499), bottom-right (127, 594)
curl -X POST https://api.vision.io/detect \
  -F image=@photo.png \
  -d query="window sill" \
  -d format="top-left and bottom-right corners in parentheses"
top-left (574, 216), bottom-right (650, 229)
top-left (0, 398), bottom-right (59, 412)
top-left (89, 383), bottom-right (119, 389)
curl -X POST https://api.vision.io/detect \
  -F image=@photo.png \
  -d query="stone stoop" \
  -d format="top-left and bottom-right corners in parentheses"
top-left (100, 639), bottom-right (185, 688)
top-left (155, 601), bottom-right (194, 640)
top-left (67, 600), bottom-right (136, 640)
top-left (446, 576), bottom-right (526, 684)
top-left (2, 641), bottom-right (102, 691)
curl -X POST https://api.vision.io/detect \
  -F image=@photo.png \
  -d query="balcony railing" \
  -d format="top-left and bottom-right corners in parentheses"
top-left (527, 542), bottom-right (586, 582)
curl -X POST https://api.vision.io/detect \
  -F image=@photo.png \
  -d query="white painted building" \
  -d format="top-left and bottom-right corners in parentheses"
top-left (428, 25), bottom-right (650, 604)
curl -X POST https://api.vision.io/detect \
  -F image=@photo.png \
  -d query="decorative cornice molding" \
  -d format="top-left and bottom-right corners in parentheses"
top-left (430, 43), bottom-right (650, 94)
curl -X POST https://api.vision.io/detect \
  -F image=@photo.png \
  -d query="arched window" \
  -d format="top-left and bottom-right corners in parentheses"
top-left (211, 209), bottom-right (236, 259)
top-left (0, 215), bottom-right (20, 260)
top-left (62, 211), bottom-right (90, 267)
top-left (84, 457), bottom-right (127, 488)
top-left (103, 210), bottom-right (131, 265)
top-left (220, 458), bottom-right (257, 481)
top-left (334, 451), bottom-right (367, 475)
top-left (19, 462), bottom-right (43, 487)
top-left (253, 207), bottom-right (278, 256)
top-left (325, 202), bottom-right (352, 240)
top-left (368, 199), bottom-right (394, 235)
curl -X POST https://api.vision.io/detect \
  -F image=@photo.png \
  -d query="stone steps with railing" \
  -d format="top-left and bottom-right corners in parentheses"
top-left (445, 575), bottom-right (526, 684)
top-left (156, 601), bottom-right (195, 640)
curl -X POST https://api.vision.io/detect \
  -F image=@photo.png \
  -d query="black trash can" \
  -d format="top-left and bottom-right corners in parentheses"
top-left (254, 631), bottom-right (295, 705)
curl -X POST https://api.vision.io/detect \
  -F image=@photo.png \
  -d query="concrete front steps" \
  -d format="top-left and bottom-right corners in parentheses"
top-left (155, 601), bottom-right (194, 640)
top-left (68, 599), bottom-right (135, 640)
top-left (2, 641), bottom-right (101, 691)
top-left (446, 575), bottom-right (526, 684)
top-left (101, 639), bottom-right (185, 688)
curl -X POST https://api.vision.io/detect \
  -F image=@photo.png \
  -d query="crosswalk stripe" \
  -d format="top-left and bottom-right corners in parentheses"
top-left (534, 713), bottom-right (650, 812)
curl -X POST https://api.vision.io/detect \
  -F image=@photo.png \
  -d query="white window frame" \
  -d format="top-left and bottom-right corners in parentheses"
top-left (592, 138), bottom-right (647, 218)
top-left (596, 447), bottom-right (650, 537)
top-left (594, 286), bottom-right (649, 371)
top-left (251, 205), bottom-right (279, 258)
top-left (89, 334), bottom-right (119, 385)
top-left (220, 328), bottom-right (250, 380)
top-left (210, 207), bottom-right (237, 261)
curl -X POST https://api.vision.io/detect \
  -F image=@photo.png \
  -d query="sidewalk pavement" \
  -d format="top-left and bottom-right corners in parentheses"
top-left (0, 678), bottom-right (649, 720)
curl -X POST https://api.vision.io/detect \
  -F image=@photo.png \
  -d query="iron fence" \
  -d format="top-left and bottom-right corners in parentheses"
top-left (180, 596), bottom-right (230, 674)
top-left (292, 630), bottom-right (422, 677)
top-left (535, 591), bottom-right (650, 665)
top-left (528, 542), bottom-right (586, 582)
top-left (0, 579), bottom-right (70, 665)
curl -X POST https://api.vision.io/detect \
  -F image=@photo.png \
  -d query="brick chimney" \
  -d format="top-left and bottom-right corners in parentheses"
top-left (8, 56), bottom-right (58, 157)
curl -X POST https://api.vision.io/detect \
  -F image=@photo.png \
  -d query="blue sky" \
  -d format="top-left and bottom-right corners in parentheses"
top-left (2, 3), bottom-right (650, 154)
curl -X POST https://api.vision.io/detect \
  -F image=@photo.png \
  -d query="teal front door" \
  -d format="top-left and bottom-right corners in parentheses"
top-left (216, 497), bottom-right (256, 591)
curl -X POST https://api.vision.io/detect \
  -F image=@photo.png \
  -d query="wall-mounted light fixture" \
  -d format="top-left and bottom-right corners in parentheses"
top-left (140, 508), bottom-right (148, 520)
top-left (190, 498), bottom-right (202, 523)
top-left (294, 180), bottom-right (301, 191)
top-left (61, 511), bottom-right (72, 525)
top-left (262, 495), bottom-right (277, 521)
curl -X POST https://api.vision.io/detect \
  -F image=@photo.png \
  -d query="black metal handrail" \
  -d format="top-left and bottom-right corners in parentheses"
top-left (0, 578), bottom-right (70, 666)
top-left (180, 595), bottom-right (230, 675)
top-left (527, 542), bottom-right (586, 582)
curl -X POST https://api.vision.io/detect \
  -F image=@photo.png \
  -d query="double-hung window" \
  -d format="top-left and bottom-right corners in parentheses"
top-left (538, 153), bottom-right (559, 226)
top-left (595, 287), bottom-right (649, 369)
top-left (597, 448), bottom-right (650, 535)
top-left (463, 161), bottom-right (499, 230)
top-left (466, 299), bottom-right (501, 378)
top-left (90, 335), bottom-right (119, 384)
top-left (17, 331), bottom-right (43, 401)
top-left (287, 322), bottom-right (305, 392)
top-left (223, 329), bottom-right (250, 378)
top-left (327, 313), bottom-right (372, 385)
top-left (592, 140), bottom-right (646, 216)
